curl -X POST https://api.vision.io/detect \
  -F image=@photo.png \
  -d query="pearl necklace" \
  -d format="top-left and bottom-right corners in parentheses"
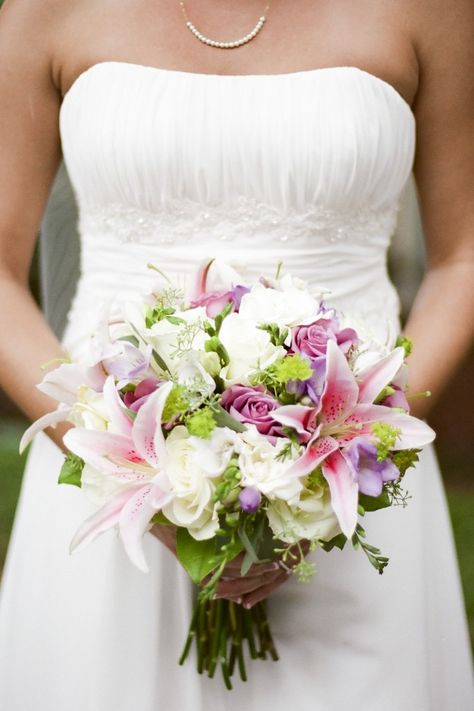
top-left (179, 2), bottom-right (272, 49)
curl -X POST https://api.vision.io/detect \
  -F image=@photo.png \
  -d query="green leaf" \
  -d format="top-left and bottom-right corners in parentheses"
top-left (320, 532), bottom-right (347, 552)
top-left (176, 528), bottom-right (219, 585)
top-left (58, 453), bottom-right (84, 488)
top-left (210, 405), bottom-right (247, 433)
top-left (392, 448), bottom-right (421, 476)
top-left (150, 511), bottom-right (174, 526)
top-left (358, 490), bottom-right (391, 512)
top-left (151, 348), bottom-right (171, 374)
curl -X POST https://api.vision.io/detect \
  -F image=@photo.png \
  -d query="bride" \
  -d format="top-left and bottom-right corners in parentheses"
top-left (0, 0), bottom-right (473, 709)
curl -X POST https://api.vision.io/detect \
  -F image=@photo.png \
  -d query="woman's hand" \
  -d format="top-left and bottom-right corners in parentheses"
top-left (151, 522), bottom-right (309, 608)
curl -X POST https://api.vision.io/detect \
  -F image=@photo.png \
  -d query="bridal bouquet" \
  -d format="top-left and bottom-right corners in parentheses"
top-left (21, 260), bottom-right (435, 688)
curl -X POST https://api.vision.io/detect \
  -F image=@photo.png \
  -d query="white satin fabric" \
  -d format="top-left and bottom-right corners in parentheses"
top-left (0, 62), bottom-right (472, 710)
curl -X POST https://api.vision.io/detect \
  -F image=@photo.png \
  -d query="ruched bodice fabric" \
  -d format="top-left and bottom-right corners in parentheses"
top-left (59, 62), bottom-right (415, 353)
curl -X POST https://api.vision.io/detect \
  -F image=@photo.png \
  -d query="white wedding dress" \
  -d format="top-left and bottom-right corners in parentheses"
top-left (0, 62), bottom-right (473, 711)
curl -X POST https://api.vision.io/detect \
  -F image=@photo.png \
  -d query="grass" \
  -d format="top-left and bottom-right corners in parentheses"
top-left (0, 419), bottom-right (473, 653)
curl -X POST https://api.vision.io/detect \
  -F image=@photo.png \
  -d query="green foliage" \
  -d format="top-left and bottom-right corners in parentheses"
top-left (212, 458), bottom-right (241, 506)
top-left (320, 532), bottom-right (347, 552)
top-left (392, 448), bottom-right (421, 475)
top-left (204, 336), bottom-right (230, 367)
top-left (176, 528), bottom-right (220, 585)
top-left (209, 404), bottom-right (246, 433)
top-left (371, 421), bottom-right (401, 460)
top-left (58, 453), bottom-right (84, 488)
top-left (274, 354), bottom-right (313, 384)
top-left (257, 322), bottom-right (289, 347)
top-left (352, 523), bottom-right (389, 574)
top-left (395, 334), bottom-right (413, 357)
top-left (358, 490), bottom-right (391, 512)
top-left (185, 407), bottom-right (216, 439)
top-left (162, 384), bottom-right (189, 422)
top-left (306, 466), bottom-right (326, 491)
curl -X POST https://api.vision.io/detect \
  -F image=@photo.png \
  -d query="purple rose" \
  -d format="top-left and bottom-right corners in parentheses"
top-left (239, 487), bottom-right (262, 513)
top-left (291, 316), bottom-right (358, 359)
top-left (345, 436), bottom-right (399, 497)
top-left (221, 384), bottom-right (284, 442)
top-left (123, 377), bottom-right (161, 412)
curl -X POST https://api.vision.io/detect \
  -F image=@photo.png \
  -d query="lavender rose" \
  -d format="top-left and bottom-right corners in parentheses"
top-left (221, 384), bottom-right (284, 442)
top-left (291, 316), bottom-right (358, 358)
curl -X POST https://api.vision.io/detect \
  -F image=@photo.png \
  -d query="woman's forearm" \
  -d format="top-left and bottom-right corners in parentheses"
top-left (401, 258), bottom-right (474, 419)
top-left (0, 274), bottom-right (70, 449)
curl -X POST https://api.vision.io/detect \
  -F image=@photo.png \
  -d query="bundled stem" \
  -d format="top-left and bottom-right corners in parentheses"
top-left (179, 596), bottom-right (278, 690)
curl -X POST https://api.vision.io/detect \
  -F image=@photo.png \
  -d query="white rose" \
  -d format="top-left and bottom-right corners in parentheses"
top-left (238, 281), bottom-right (321, 328)
top-left (234, 426), bottom-right (302, 504)
top-left (147, 307), bottom-right (207, 371)
top-left (267, 485), bottom-right (340, 544)
top-left (162, 426), bottom-right (237, 540)
top-left (218, 313), bottom-right (285, 384)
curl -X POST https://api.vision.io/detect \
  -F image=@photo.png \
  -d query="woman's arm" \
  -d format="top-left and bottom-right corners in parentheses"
top-left (403, 0), bottom-right (474, 419)
top-left (0, 0), bottom-right (69, 448)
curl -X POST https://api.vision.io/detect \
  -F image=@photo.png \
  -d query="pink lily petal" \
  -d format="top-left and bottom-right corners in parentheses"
top-left (63, 429), bottom-right (146, 477)
top-left (322, 449), bottom-right (359, 539)
top-left (287, 433), bottom-right (339, 477)
top-left (357, 347), bottom-right (405, 404)
top-left (193, 258), bottom-right (215, 299)
top-left (132, 381), bottom-right (173, 467)
top-left (70, 486), bottom-right (139, 554)
top-left (103, 375), bottom-right (134, 437)
top-left (19, 404), bottom-right (71, 454)
top-left (346, 403), bottom-right (436, 449)
top-left (118, 481), bottom-right (173, 572)
top-left (272, 404), bottom-right (317, 436)
top-left (318, 340), bottom-right (359, 426)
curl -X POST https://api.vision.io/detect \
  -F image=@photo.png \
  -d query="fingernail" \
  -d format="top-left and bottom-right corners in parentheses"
top-left (243, 602), bottom-right (252, 610)
top-left (236, 597), bottom-right (242, 605)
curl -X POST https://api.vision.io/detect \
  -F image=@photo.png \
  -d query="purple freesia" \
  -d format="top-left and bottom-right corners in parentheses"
top-left (239, 487), bottom-right (262, 513)
top-left (382, 387), bottom-right (410, 412)
top-left (230, 284), bottom-right (250, 311)
top-left (221, 384), bottom-right (284, 442)
top-left (291, 315), bottom-right (358, 359)
top-left (103, 342), bottom-right (153, 388)
top-left (287, 356), bottom-right (327, 406)
top-left (381, 364), bottom-right (410, 412)
top-left (123, 378), bottom-right (161, 412)
top-left (345, 436), bottom-right (399, 497)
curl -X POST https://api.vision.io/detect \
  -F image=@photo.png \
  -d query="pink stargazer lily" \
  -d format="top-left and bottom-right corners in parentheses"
top-left (272, 340), bottom-right (435, 538)
top-left (64, 379), bottom-right (174, 572)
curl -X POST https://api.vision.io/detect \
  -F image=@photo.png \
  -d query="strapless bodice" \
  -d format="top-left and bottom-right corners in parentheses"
top-left (58, 61), bottom-right (416, 354)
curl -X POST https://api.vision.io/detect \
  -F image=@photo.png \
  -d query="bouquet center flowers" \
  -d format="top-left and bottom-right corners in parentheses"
top-left (21, 260), bottom-right (435, 688)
